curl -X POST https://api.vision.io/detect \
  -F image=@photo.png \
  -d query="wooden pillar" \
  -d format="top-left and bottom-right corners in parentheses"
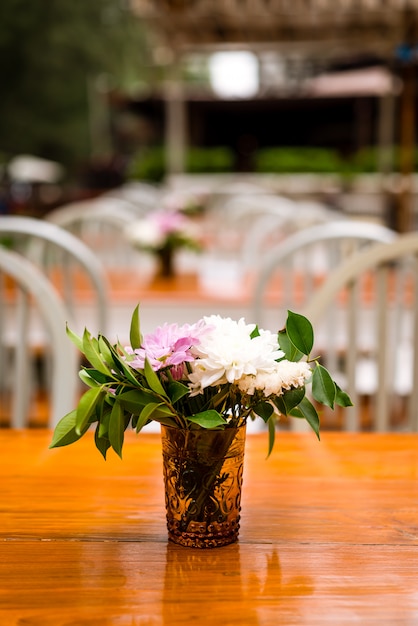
top-left (377, 89), bottom-right (395, 176)
top-left (398, 62), bottom-right (416, 233)
top-left (396, 8), bottom-right (418, 233)
top-left (377, 80), bottom-right (397, 229)
top-left (164, 61), bottom-right (187, 177)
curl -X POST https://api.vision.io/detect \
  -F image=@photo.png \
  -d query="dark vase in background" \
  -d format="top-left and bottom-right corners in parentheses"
top-left (157, 245), bottom-right (175, 278)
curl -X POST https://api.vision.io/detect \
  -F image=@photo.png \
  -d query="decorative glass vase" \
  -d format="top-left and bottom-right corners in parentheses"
top-left (161, 424), bottom-right (246, 548)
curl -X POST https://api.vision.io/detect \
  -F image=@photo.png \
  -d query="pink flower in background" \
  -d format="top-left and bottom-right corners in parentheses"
top-left (155, 210), bottom-right (187, 235)
top-left (126, 210), bottom-right (201, 253)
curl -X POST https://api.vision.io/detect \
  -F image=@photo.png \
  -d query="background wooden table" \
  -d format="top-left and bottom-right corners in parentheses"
top-left (1, 430), bottom-right (417, 625)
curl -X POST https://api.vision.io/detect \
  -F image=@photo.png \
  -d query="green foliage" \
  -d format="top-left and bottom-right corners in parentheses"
top-left (186, 147), bottom-right (234, 173)
top-left (0, 0), bottom-right (151, 168)
top-left (128, 148), bottom-right (166, 182)
top-left (276, 310), bottom-right (351, 439)
top-left (283, 310), bottom-right (314, 356)
top-left (312, 364), bottom-right (336, 409)
top-left (289, 398), bottom-right (320, 439)
top-left (187, 410), bottom-right (227, 429)
top-left (129, 304), bottom-right (142, 350)
top-left (254, 145), bottom-right (418, 175)
top-left (128, 146), bottom-right (235, 182)
top-left (274, 387), bottom-right (305, 415)
top-left (255, 147), bottom-right (344, 174)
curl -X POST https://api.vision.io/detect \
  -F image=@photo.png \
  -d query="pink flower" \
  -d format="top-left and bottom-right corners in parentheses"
top-left (126, 320), bottom-right (209, 374)
top-left (154, 211), bottom-right (187, 235)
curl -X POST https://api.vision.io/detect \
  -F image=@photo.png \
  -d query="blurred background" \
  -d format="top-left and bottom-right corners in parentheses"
top-left (1, 0), bottom-right (418, 232)
top-left (3, 1), bottom-right (418, 433)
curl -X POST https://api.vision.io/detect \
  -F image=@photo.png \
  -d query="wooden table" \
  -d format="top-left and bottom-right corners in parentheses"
top-left (1, 430), bottom-right (417, 625)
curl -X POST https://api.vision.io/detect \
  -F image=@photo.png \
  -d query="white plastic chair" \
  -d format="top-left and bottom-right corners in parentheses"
top-left (201, 194), bottom-right (301, 280)
top-left (304, 232), bottom-right (418, 433)
top-left (0, 215), bottom-right (109, 337)
top-left (45, 197), bottom-right (143, 270)
top-left (0, 247), bottom-right (78, 428)
top-left (250, 220), bottom-right (398, 332)
top-left (103, 181), bottom-right (162, 214)
top-left (241, 199), bottom-right (339, 272)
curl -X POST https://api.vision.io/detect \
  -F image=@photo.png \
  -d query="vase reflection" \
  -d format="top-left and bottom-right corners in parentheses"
top-left (162, 544), bottom-right (315, 625)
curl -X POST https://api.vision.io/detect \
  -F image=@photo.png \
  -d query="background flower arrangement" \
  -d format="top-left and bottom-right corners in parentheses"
top-left (50, 307), bottom-right (352, 459)
top-left (126, 210), bottom-right (202, 277)
top-left (126, 210), bottom-right (201, 255)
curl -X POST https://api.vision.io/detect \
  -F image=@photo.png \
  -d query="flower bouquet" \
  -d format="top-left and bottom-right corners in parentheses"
top-left (126, 210), bottom-right (201, 277)
top-left (50, 307), bottom-right (352, 548)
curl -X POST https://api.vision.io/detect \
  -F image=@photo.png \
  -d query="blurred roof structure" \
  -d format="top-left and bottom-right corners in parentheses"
top-left (132, 1), bottom-right (418, 58)
top-left (130, 1), bottom-right (418, 232)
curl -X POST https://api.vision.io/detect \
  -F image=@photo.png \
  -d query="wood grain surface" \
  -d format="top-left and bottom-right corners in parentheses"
top-left (1, 430), bottom-right (417, 625)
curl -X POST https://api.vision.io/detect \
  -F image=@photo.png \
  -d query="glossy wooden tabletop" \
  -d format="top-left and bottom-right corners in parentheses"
top-left (1, 430), bottom-right (417, 625)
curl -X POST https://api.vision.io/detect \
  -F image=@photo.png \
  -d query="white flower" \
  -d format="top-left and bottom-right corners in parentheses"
top-left (126, 219), bottom-right (165, 249)
top-left (188, 315), bottom-right (284, 393)
top-left (237, 360), bottom-right (312, 397)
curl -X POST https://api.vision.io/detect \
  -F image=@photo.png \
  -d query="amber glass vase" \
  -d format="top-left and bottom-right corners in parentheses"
top-left (161, 424), bottom-right (246, 548)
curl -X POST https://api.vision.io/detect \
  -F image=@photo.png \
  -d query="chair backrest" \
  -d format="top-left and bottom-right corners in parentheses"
top-left (304, 232), bottom-right (418, 432)
top-left (241, 199), bottom-right (339, 272)
top-left (0, 247), bottom-right (78, 428)
top-left (0, 215), bottom-right (109, 336)
top-left (202, 193), bottom-right (300, 266)
top-left (250, 220), bottom-right (398, 331)
top-left (103, 181), bottom-right (162, 213)
top-left (45, 198), bottom-right (143, 270)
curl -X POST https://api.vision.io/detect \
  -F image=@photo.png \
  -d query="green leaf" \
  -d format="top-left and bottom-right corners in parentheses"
top-left (150, 414), bottom-right (178, 427)
top-left (94, 424), bottom-right (111, 460)
top-left (253, 401), bottom-right (274, 422)
top-left (266, 415), bottom-right (276, 458)
top-left (66, 324), bottom-right (83, 352)
top-left (140, 402), bottom-right (167, 421)
top-left (103, 340), bottom-right (140, 386)
top-left (116, 357), bottom-right (141, 387)
top-left (278, 328), bottom-right (304, 362)
top-left (79, 369), bottom-right (101, 388)
top-left (117, 389), bottom-right (158, 413)
top-left (167, 381), bottom-right (190, 403)
top-left (335, 384), bottom-right (354, 408)
top-left (129, 303), bottom-right (142, 350)
top-left (49, 410), bottom-right (90, 448)
top-left (98, 407), bottom-right (111, 439)
top-left (289, 397), bottom-right (320, 440)
top-left (80, 368), bottom-right (113, 386)
top-left (274, 386), bottom-right (305, 415)
top-left (144, 358), bottom-right (168, 397)
top-left (139, 402), bottom-right (177, 426)
top-left (186, 410), bottom-right (226, 429)
top-left (135, 412), bottom-right (152, 433)
top-left (250, 325), bottom-right (260, 339)
top-left (108, 400), bottom-right (125, 458)
top-left (312, 364), bottom-right (336, 409)
top-left (75, 386), bottom-right (104, 435)
top-left (286, 311), bottom-right (314, 356)
top-left (98, 336), bottom-right (114, 366)
top-left (82, 329), bottom-right (112, 375)
top-left (99, 336), bottom-right (125, 375)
